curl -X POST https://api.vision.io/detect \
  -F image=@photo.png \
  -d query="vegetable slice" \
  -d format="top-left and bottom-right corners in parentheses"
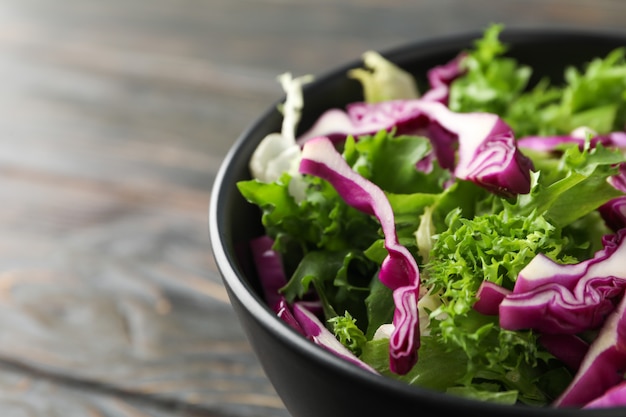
top-left (299, 136), bottom-right (420, 375)
top-left (538, 334), bottom-right (589, 372)
top-left (473, 280), bottom-right (511, 316)
top-left (599, 196), bottom-right (626, 232)
top-left (298, 100), bottom-right (532, 196)
top-left (348, 51), bottom-right (420, 103)
top-left (291, 302), bottom-right (379, 374)
top-left (553, 292), bottom-right (626, 407)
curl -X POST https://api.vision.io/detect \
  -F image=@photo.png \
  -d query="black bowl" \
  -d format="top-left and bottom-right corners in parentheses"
top-left (209, 29), bottom-right (626, 417)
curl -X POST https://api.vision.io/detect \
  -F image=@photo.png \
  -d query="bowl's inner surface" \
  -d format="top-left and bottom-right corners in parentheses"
top-left (210, 29), bottom-right (626, 417)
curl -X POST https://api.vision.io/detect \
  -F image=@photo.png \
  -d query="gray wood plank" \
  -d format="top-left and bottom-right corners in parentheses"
top-left (0, 0), bottom-right (624, 416)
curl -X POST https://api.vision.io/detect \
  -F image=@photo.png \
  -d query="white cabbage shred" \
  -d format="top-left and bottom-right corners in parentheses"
top-left (249, 72), bottom-right (313, 202)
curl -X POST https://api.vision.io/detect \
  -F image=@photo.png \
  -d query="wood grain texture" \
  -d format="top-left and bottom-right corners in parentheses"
top-left (0, 364), bottom-right (202, 417)
top-left (0, 0), bottom-right (625, 416)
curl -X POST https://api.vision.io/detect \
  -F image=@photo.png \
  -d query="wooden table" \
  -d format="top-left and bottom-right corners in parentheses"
top-left (1, 0), bottom-right (625, 416)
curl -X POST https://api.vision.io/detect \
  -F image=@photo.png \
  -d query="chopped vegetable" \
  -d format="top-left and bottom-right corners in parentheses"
top-left (599, 196), bottom-right (626, 232)
top-left (348, 50), bottom-right (420, 103)
top-left (499, 230), bottom-right (626, 334)
top-left (249, 73), bottom-right (312, 201)
top-left (298, 99), bottom-right (533, 196)
top-left (292, 301), bottom-right (379, 374)
top-left (299, 136), bottom-right (420, 375)
top-left (554, 293), bottom-right (626, 407)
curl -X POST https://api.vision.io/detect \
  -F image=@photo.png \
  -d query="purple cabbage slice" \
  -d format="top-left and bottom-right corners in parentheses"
top-left (273, 297), bottom-right (377, 373)
top-left (474, 281), bottom-right (591, 371)
top-left (250, 235), bottom-right (289, 311)
top-left (599, 196), bottom-right (626, 232)
top-left (583, 380), bottom-right (626, 409)
top-left (297, 100), bottom-right (532, 197)
top-left (292, 302), bottom-right (379, 374)
top-left (609, 163), bottom-right (626, 193)
top-left (508, 230), bottom-right (622, 294)
top-left (249, 236), bottom-right (306, 334)
top-left (299, 136), bottom-right (420, 375)
top-left (499, 230), bottom-right (626, 334)
top-left (499, 276), bottom-right (626, 334)
top-left (518, 130), bottom-right (626, 231)
top-left (553, 293), bottom-right (626, 408)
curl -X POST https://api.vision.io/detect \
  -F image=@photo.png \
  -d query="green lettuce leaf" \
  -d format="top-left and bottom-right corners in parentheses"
top-left (328, 311), bottom-right (368, 355)
top-left (509, 143), bottom-right (623, 227)
top-left (237, 173), bottom-right (380, 256)
top-left (343, 130), bottom-right (448, 194)
top-left (348, 50), bottom-right (420, 103)
top-left (360, 336), bottom-right (468, 392)
top-left (363, 276), bottom-right (395, 339)
top-left (448, 24), bottom-right (532, 118)
top-left (450, 23), bottom-right (626, 136)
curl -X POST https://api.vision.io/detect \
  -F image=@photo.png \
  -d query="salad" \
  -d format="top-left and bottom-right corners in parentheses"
top-left (236, 24), bottom-right (626, 408)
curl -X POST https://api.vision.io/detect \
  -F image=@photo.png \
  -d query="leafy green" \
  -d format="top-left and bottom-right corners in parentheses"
top-left (328, 311), bottom-right (368, 355)
top-left (448, 24), bottom-right (532, 118)
top-left (237, 173), bottom-right (380, 259)
top-left (558, 47), bottom-right (626, 133)
top-left (360, 336), bottom-right (468, 392)
top-left (348, 50), bottom-right (420, 102)
top-left (450, 23), bottom-right (626, 136)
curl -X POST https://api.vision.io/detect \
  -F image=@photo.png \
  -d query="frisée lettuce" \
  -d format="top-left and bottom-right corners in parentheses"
top-left (237, 24), bottom-right (626, 408)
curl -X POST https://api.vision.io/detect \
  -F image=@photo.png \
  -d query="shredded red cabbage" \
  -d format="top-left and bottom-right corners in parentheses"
top-left (499, 276), bottom-right (626, 334)
top-left (537, 334), bottom-right (589, 372)
top-left (421, 53), bottom-right (467, 104)
top-left (499, 230), bottom-right (626, 334)
top-left (583, 380), bottom-right (626, 409)
top-left (554, 292), bottom-right (626, 408)
top-left (292, 302), bottom-right (379, 374)
top-left (473, 280), bottom-right (511, 315)
top-left (275, 297), bottom-right (306, 336)
top-left (299, 136), bottom-right (420, 375)
top-left (249, 237), bottom-right (377, 372)
top-left (599, 196), bottom-right (626, 232)
top-left (517, 131), bottom-right (626, 153)
top-left (474, 280), bottom-right (592, 371)
top-left (250, 235), bottom-right (289, 311)
top-left (298, 100), bottom-right (532, 197)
